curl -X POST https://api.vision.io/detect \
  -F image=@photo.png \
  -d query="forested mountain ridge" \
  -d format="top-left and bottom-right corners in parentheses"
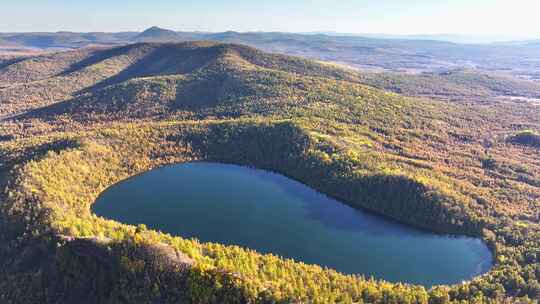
top-left (0, 42), bottom-right (538, 303)
top-left (2, 27), bottom-right (540, 79)
top-left (3, 42), bottom-right (540, 122)
top-left (0, 42), bottom-right (364, 118)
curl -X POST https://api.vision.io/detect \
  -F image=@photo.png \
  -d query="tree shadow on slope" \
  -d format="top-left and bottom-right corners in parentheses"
top-left (0, 233), bottom-right (249, 304)
top-left (15, 75), bottom-right (229, 121)
top-left (16, 67), bottom-right (270, 121)
top-left (58, 43), bottom-right (148, 76)
top-left (0, 57), bottom-right (26, 70)
top-left (0, 139), bottom-right (81, 172)
top-left (76, 43), bottom-right (229, 94)
top-left (0, 139), bottom-right (82, 240)
top-left (175, 121), bottom-right (481, 236)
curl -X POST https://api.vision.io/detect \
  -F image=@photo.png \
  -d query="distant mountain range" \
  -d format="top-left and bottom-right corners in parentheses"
top-left (305, 33), bottom-right (539, 44)
top-left (1, 27), bottom-right (539, 77)
top-left (2, 27), bottom-right (538, 49)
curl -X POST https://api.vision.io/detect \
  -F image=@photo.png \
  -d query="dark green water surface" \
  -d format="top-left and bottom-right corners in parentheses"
top-left (93, 162), bottom-right (492, 286)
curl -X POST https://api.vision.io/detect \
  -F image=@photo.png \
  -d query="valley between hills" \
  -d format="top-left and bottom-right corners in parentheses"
top-left (0, 41), bottom-right (539, 303)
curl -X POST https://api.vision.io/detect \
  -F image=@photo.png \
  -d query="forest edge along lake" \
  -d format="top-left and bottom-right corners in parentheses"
top-left (92, 162), bottom-right (493, 287)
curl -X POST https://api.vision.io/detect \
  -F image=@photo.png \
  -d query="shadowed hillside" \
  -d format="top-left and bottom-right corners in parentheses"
top-left (22, 42), bottom-right (432, 126)
top-left (12, 42), bottom-right (367, 120)
top-left (508, 130), bottom-right (540, 148)
top-left (4, 41), bottom-right (540, 121)
top-left (0, 45), bottom-right (152, 116)
top-left (1, 42), bottom-right (369, 117)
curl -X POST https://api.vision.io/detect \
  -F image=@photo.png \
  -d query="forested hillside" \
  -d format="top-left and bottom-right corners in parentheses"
top-left (360, 69), bottom-right (540, 99)
top-left (1, 42), bottom-right (364, 118)
top-left (3, 42), bottom-right (539, 122)
top-left (0, 42), bottom-right (538, 303)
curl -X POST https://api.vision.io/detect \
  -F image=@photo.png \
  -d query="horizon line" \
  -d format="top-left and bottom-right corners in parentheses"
top-left (0, 27), bottom-right (538, 42)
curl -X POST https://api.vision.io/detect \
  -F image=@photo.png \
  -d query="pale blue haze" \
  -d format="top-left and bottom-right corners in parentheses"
top-left (1, 0), bottom-right (539, 39)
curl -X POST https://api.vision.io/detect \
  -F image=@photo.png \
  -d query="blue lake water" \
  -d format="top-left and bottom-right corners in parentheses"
top-left (92, 162), bottom-right (492, 286)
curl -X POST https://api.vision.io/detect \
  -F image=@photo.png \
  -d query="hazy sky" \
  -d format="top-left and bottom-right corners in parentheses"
top-left (2, 0), bottom-right (539, 38)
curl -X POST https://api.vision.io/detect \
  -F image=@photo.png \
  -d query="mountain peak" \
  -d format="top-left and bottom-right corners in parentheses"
top-left (145, 26), bottom-right (168, 32)
top-left (136, 26), bottom-right (179, 41)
